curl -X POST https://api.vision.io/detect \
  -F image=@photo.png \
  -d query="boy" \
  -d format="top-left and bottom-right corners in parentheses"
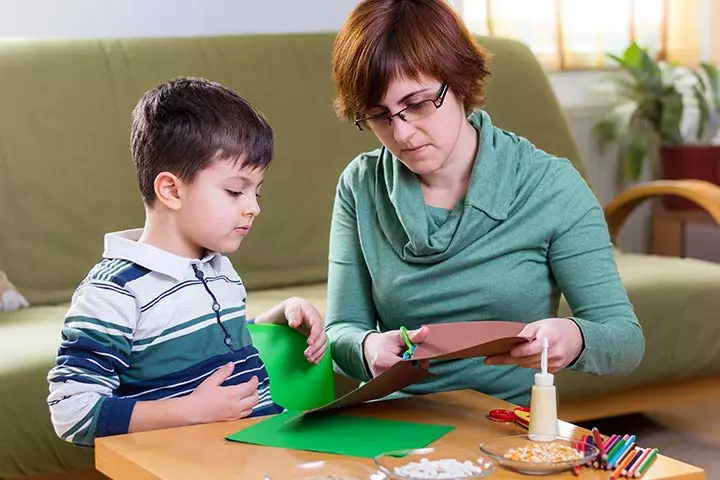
top-left (47, 77), bottom-right (327, 446)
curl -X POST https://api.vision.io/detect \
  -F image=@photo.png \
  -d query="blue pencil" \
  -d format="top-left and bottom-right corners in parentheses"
top-left (607, 435), bottom-right (636, 470)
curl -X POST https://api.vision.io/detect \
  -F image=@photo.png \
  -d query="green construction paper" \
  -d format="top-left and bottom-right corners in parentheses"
top-left (226, 411), bottom-right (454, 458)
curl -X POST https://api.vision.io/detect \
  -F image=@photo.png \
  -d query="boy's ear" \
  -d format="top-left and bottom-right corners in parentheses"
top-left (153, 172), bottom-right (182, 210)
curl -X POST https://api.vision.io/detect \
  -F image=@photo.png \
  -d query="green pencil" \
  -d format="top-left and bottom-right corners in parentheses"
top-left (634, 448), bottom-right (658, 478)
top-left (606, 436), bottom-right (627, 465)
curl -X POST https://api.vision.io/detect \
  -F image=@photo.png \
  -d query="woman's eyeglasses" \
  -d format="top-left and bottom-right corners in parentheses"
top-left (353, 83), bottom-right (449, 132)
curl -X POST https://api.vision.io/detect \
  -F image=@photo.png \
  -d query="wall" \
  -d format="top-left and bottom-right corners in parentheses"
top-left (0, 0), bottom-right (359, 38)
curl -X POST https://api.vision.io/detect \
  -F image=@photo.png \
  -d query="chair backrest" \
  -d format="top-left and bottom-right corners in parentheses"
top-left (247, 323), bottom-right (335, 411)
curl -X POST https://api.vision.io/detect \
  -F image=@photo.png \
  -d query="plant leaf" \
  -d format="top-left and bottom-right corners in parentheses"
top-left (693, 84), bottom-right (711, 141)
top-left (658, 90), bottom-right (684, 144)
top-left (593, 117), bottom-right (618, 153)
top-left (626, 128), bottom-right (647, 180)
top-left (700, 62), bottom-right (720, 114)
top-left (623, 43), bottom-right (644, 69)
top-left (618, 43), bottom-right (663, 95)
top-left (593, 102), bottom-right (637, 153)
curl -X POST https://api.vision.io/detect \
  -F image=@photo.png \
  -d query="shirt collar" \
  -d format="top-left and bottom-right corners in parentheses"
top-left (103, 228), bottom-right (223, 281)
top-left (463, 110), bottom-right (516, 221)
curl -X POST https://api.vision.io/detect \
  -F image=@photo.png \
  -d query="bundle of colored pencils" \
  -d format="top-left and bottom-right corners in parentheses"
top-left (573, 428), bottom-right (658, 478)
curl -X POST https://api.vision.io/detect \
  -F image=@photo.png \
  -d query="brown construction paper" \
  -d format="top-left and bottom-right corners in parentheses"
top-left (305, 321), bottom-right (529, 415)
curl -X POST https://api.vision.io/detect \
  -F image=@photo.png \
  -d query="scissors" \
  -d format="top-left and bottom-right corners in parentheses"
top-left (488, 406), bottom-right (530, 428)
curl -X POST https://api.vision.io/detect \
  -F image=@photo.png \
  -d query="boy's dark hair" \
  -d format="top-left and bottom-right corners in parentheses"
top-left (131, 77), bottom-right (273, 206)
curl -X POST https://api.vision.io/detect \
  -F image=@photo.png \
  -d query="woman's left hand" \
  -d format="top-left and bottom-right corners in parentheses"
top-left (484, 318), bottom-right (583, 372)
top-left (284, 297), bottom-right (328, 365)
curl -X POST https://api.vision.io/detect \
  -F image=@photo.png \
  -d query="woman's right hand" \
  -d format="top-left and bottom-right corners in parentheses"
top-left (362, 326), bottom-right (430, 377)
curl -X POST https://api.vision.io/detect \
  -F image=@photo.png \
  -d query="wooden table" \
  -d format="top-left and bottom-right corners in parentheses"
top-left (95, 390), bottom-right (705, 480)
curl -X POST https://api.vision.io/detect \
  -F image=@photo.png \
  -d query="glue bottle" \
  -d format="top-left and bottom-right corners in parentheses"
top-left (528, 337), bottom-right (559, 441)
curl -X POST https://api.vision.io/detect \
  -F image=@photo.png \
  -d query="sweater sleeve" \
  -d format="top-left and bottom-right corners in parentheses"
top-left (47, 281), bottom-right (138, 446)
top-left (548, 162), bottom-right (645, 375)
top-left (325, 168), bottom-right (378, 382)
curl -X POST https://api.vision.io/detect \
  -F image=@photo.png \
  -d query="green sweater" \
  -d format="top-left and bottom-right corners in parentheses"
top-left (325, 111), bottom-right (645, 406)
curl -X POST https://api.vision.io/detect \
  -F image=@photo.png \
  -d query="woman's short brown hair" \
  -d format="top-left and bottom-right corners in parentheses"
top-left (332, 0), bottom-right (492, 122)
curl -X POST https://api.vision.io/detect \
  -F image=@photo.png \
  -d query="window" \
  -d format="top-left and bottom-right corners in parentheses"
top-left (457, 0), bottom-right (708, 70)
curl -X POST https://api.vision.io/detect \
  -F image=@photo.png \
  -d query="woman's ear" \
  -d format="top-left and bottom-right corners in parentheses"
top-left (153, 172), bottom-right (182, 210)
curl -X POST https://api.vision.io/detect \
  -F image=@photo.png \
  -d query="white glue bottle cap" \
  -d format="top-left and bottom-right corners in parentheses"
top-left (535, 337), bottom-right (554, 386)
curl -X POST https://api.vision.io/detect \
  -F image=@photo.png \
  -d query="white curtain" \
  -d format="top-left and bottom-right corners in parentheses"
top-left (459, 0), bottom-right (710, 70)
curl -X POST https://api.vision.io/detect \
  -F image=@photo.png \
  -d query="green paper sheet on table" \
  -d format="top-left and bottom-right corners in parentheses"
top-left (226, 410), bottom-right (454, 458)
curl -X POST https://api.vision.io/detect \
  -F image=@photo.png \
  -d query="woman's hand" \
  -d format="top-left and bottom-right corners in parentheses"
top-left (362, 326), bottom-right (429, 377)
top-left (284, 297), bottom-right (328, 364)
top-left (484, 318), bottom-right (583, 372)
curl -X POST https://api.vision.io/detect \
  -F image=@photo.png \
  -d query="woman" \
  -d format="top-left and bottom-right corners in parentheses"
top-left (325, 0), bottom-right (644, 406)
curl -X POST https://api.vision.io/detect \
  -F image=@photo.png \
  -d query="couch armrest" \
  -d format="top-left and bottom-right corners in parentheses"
top-left (603, 179), bottom-right (720, 241)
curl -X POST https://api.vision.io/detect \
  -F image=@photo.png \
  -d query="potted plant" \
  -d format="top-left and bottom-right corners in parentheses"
top-left (594, 42), bottom-right (720, 209)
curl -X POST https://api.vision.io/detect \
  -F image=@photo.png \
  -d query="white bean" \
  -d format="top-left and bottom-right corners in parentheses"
top-left (393, 458), bottom-right (491, 479)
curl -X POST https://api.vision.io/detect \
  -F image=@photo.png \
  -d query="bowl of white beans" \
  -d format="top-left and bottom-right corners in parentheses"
top-left (373, 446), bottom-right (495, 479)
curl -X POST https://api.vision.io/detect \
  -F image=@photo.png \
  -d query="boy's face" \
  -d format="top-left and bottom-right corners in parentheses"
top-left (177, 157), bottom-right (265, 257)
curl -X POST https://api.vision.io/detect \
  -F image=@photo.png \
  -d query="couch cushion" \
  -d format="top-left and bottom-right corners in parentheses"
top-left (556, 253), bottom-right (720, 398)
top-left (0, 305), bottom-right (94, 478)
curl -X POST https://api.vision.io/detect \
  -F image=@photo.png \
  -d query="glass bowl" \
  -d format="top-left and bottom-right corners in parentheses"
top-left (374, 446), bottom-right (495, 479)
top-left (267, 459), bottom-right (380, 479)
top-left (479, 434), bottom-right (599, 475)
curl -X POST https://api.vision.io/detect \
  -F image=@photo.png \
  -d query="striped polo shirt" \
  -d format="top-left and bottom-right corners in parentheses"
top-left (47, 229), bottom-right (281, 446)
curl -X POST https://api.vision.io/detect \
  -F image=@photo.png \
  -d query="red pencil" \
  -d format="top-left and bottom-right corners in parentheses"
top-left (592, 427), bottom-right (606, 460)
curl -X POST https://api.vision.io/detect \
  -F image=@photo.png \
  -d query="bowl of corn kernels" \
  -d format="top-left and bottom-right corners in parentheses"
top-left (479, 435), bottom-right (598, 475)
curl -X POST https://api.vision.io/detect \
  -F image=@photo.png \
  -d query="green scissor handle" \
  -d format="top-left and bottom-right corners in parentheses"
top-left (400, 326), bottom-right (416, 360)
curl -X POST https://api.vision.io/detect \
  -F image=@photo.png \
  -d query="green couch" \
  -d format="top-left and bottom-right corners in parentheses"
top-left (1, 33), bottom-right (720, 479)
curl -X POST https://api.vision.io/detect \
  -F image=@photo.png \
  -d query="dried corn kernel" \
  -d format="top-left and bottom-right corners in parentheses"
top-left (503, 442), bottom-right (584, 463)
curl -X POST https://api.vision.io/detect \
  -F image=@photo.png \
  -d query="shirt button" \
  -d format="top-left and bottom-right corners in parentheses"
top-left (212, 303), bottom-right (220, 312)
top-left (224, 336), bottom-right (233, 346)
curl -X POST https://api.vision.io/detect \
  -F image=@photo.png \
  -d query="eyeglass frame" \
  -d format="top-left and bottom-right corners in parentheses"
top-left (353, 83), bottom-right (449, 131)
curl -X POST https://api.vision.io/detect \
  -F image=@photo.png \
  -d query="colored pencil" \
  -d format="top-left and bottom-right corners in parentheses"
top-left (592, 427), bottom-right (606, 460)
top-left (628, 448), bottom-right (652, 477)
top-left (634, 448), bottom-right (658, 478)
top-left (611, 447), bottom-right (638, 479)
top-left (606, 435), bottom-right (629, 467)
top-left (608, 439), bottom-right (636, 470)
top-left (623, 448), bottom-right (646, 477)
top-left (604, 434), bottom-right (620, 452)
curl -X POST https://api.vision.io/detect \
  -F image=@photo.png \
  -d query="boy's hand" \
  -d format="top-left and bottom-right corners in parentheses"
top-left (284, 297), bottom-right (328, 365)
top-left (187, 362), bottom-right (259, 423)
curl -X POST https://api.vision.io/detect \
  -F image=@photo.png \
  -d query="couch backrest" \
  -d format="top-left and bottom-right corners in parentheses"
top-left (0, 33), bottom-right (581, 305)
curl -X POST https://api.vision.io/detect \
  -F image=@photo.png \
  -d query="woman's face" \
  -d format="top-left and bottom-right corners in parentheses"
top-left (366, 74), bottom-right (467, 176)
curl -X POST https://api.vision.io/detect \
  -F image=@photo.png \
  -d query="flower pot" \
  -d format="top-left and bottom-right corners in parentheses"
top-left (661, 145), bottom-right (720, 210)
